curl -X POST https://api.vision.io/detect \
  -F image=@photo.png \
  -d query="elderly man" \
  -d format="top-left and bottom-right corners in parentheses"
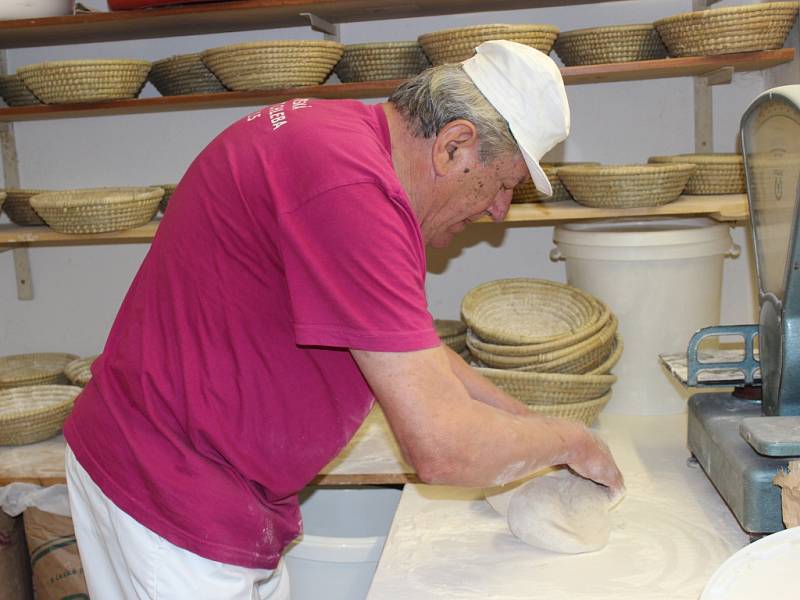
top-left (64, 41), bottom-right (623, 599)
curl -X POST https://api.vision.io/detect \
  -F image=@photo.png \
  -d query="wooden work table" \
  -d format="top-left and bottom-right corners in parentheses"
top-left (0, 405), bottom-right (416, 487)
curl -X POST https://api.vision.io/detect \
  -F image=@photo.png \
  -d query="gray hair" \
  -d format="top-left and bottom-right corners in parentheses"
top-left (388, 63), bottom-right (519, 164)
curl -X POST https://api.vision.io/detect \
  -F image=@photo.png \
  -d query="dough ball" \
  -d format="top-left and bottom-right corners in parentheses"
top-left (506, 469), bottom-right (616, 554)
top-left (484, 480), bottom-right (526, 517)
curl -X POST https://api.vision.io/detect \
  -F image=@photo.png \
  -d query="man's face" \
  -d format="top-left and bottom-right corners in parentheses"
top-left (428, 153), bottom-right (530, 248)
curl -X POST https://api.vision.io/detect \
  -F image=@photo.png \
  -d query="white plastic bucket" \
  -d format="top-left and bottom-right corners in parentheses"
top-left (284, 486), bottom-right (402, 600)
top-left (551, 218), bottom-right (739, 415)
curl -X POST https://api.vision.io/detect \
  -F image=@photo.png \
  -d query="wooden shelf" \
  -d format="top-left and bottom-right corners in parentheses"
top-left (0, 0), bottom-right (621, 49)
top-left (0, 195), bottom-right (747, 249)
top-left (0, 49), bottom-right (791, 123)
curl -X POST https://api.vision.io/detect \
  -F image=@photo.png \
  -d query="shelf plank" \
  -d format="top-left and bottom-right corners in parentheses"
top-left (0, 49), bottom-right (791, 123)
top-left (0, 0), bottom-right (620, 49)
top-left (0, 195), bottom-right (747, 248)
top-left (476, 194), bottom-right (749, 224)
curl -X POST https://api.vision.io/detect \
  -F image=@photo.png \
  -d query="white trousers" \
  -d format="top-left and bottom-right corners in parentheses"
top-left (65, 445), bottom-right (291, 600)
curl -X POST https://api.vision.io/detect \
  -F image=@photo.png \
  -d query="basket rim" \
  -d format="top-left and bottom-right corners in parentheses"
top-left (557, 163), bottom-right (697, 176)
top-left (202, 39), bottom-right (345, 55)
top-left (0, 384), bottom-right (81, 422)
top-left (30, 187), bottom-right (164, 209)
top-left (648, 153), bottom-right (743, 164)
top-left (558, 23), bottom-right (657, 38)
top-left (17, 59), bottom-right (151, 73)
top-left (528, 389), bottom-right (612, 410)
top-left (343, 41), bottom-right (423, 50)
top-left (152, 53), bottom-right (204, 67)
top-left (654, 1), bottom-right (799, 27)
top-left (474, 365), bottom-right (617, 385)
top-left (0, 352), bottom-right (79, 383)
top-left (419, 23), bottom-right (561, 40)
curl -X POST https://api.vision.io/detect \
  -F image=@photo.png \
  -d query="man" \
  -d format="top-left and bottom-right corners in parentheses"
top-left (64, 40), bottom-right (624, 599)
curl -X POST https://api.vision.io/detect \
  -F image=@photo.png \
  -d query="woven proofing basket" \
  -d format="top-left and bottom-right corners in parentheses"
top-left (419, 24), bottom-right (560, 65)
top-left (158, 183), bottom-right (177, 213)
top-left (149, 53), bottom-right (226, 96)
top-left (0, 385), bottom-right (81, 445)
top-left (3, 188), bottom-right (52, 225)
top-left (64, 355), bottom-right (98, 387)
top-left (512, 162), bottom-right (601, 204)
top-left (0, 74), bottom-right (40, 106)
top-left (461, 278), bottom-right (603, 345)
top-left (469, 315), bottom-right (617, 373)
top-left (30, 187), bottom-right (164, 234)
top-left (435, 318), bottom-right (467, 338)
top-left (654, 2), bottom-right (799, 57)
top-left (475, 366), bottom-right (616, 404)
top-left (526, 391), bottom-right (612, 426)
top-left (0, 191), bottom-right (5, 215)
top-left (0, 353), bottom-right (78, 389)
top-left (335, 41), bottom-right (430, 83)
top-left (557, 163), bottom-right (695, 208)
top-left (648, 153), bottom-right (745, 194)
top-left (17, 59), bottom-right (151, 104)
top-left (554, 24), bottom-right (667, 66)
top-left (202, 40), bottom-right (344, 91)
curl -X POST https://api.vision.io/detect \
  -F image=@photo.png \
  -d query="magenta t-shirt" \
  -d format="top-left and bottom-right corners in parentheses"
top-left (64, 99), bottom-right (439, 569)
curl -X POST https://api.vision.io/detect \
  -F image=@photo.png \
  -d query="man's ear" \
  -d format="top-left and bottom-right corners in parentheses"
top-left (431, 119), bottom-right (479, 177)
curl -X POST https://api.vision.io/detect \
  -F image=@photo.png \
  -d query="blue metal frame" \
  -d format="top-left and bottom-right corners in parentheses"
top-left (687, 324), bottom-right (761, 387)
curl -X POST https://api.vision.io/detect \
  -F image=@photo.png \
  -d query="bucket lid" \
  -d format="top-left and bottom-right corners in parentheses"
top-left (554, 217), bottom-right (730, 248)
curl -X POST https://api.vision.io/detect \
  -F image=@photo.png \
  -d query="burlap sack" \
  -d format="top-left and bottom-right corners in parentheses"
top-left (23, 507), bottom-right (88, 600)
top-left (773, 460), bottom-right (800, 528)
top-left (0, 510), bottom-right (34, 600)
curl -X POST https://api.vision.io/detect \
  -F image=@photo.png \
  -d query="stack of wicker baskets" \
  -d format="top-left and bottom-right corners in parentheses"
top-left (648, 153), bottom-right (745, 194)
top-left (335, 41), bottom-right (430, 83)
top-left (149, 53), bottom-right (226, 96)
top-left (435, 319), bottom-right (468, 357)
top-left (462, 279), bottom-right (622, 426)
top-left (0, 353), bottom-right (83, 445)
top-left (554, 24), bottom-right (666, 66)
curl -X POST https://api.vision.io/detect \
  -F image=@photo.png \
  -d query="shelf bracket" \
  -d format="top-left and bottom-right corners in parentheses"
top-left (299, 12), bottom-right (340, 41)
top-left (702, 66), bottom-right (734, 86)
top-left (0, 48), bottom-right (34, 300)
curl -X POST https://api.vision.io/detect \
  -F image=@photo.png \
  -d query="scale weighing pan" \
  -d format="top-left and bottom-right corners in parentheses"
top-left (686, 85), bottom-right (800, 535)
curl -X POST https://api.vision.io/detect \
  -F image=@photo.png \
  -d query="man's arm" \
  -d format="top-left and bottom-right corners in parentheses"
top-left (351, 345), bottom-right (624, 493)
top-left (441, 344), bottom-right (529, 416)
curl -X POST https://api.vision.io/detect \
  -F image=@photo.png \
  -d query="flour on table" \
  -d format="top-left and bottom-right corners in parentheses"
top-left (487, 468), bottom-right (623, 554)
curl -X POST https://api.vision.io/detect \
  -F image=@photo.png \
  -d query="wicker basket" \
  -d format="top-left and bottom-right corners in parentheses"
top-left (0, 74), bottom-right (40, 107)
top-left (0, 353), bottom-right (78, 389)
top-left (158, 183), bottom-right (177, 214)
top-left (3, 188), bottom-right (52, 225)
top-left (17, 59), bottom-right (151, 104)
top-left (0, 191), bottom-right (5, 215)
top-left (512, 162), bottom-right (601, 204)
top-left (648, 153), bottom-right (745, 195)
top-left (335, 41), bottom-right (430, 83)
top-left (554, 24), bottom-right (667, 66)
top-left (461, 278), bottom-right (604, 346)
top-left (654, 2), bottom-right (799, 58)
top-left (589, 333), bottom-right (623, 374)
top-left (149, 53), bottom-right (226, 96)
top-left (0, 384), bottom-right (82, 445)
top-left (526, 391), bottom-right (612, 426)
top-left (470, 315), bottom-right (618, 373)
top-left (418, 24), bottom-right (560, 66)
top-left (202, 40), bottom-right (344, 91)
top-left (64, 355), bottom-right (98, 387)
top-left (435, 318), bottom-right (468, 353)
top-left (557, 163), bottom-right (696, 209)
top-left (29, 187), bottom-right (164, 234)
top-left (475, 365), bottom-right (616, 404)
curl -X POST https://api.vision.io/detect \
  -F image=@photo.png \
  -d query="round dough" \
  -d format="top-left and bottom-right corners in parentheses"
top-left (505, 469), bottom-right (617, 554)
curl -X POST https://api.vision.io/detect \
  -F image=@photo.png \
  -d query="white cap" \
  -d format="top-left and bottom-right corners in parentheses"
top-left (462, 40), bottom-right (570, 196)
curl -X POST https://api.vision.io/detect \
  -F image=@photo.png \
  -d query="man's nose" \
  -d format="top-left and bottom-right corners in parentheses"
top-left (487, 189), bottom-right (513, 222)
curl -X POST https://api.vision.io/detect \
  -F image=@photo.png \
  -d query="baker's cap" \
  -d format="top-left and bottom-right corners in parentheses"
top-left (462, 40), bottom-right (570, 196)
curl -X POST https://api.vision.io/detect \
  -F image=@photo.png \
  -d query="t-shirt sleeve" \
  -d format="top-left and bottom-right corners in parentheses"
top-left (277, 182), bottom-right (440, 352)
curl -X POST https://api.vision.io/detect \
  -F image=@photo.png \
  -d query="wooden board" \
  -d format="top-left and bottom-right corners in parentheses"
top-left (0, 0), bottom-right (619, 48)
top-left (0, 49), bottom-right (791, 123)
top-left (0, 195), bottom-right (748, 249)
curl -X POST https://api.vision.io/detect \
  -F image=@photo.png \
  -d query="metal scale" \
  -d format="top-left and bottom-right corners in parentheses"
top-left (686, 85), bottom-right (800, 536)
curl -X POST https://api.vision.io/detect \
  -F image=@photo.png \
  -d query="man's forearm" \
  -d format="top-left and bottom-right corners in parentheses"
top-left (443, 345), bottom-right (529, 416)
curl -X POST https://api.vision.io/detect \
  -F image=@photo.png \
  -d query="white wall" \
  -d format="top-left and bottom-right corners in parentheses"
top-left (1, 0), bottom-right (784, 356)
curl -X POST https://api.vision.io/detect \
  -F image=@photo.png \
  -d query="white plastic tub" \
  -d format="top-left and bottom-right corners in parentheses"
top-left (285, 485), bottom-right (402, 600)
top-left (551, 218), bottom-right (739, 415)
